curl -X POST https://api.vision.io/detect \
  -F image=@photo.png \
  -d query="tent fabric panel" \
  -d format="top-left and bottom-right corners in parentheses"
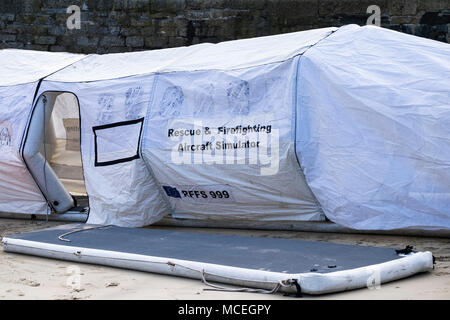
top-left (296, 25), bottom-right (450, 230)
top-left (0, 82), bottom-right (48, 214)
top-left (44, 27), bottom-right (337, 83)
top-left (37, 79), bottom-right (170, 227)
top-left (0, 49), bottom-right (85, 87)
top-left (142, 58), bottom-right (323, 221)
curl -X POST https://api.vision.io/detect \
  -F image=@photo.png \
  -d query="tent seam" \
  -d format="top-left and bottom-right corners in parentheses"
top-left (139, 74), bottom-right (176, 218)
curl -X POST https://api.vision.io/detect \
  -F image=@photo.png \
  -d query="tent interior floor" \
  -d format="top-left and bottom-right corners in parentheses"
top-left (1, 223), bottom-right (434, 295)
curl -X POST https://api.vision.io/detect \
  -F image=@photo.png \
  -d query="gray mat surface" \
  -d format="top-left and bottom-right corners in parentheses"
top-left (6, 224), bottom-right (404, 274)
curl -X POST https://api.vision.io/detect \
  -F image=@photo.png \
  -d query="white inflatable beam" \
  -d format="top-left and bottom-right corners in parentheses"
top-left (157, 217), bottom-right (450, 238)
top-left (22, 93), bottom-right (74, 213)
top-left (0, 211), bottom-right (88, 222)
top-left (1, 237), bottom-right (434, 295)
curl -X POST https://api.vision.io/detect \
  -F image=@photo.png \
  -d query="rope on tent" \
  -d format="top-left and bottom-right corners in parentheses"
top-left (199, 269), bottom-right (296, 294)
top-left (165, 260), bottom-right (298, 294)
top-left (58, 225), bottom-right (112, 242)
top-left (167, 261), bottom-right (300, 295)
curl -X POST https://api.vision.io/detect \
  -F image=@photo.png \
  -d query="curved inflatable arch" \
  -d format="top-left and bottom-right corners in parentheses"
top-left (22, 92), bottom-right (76, 213)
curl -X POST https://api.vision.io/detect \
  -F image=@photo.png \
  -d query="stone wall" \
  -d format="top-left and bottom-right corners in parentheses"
top-left (0, 0), bottom-right (449, 53)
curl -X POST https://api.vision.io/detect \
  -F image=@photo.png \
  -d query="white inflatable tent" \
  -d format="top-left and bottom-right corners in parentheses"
top-left (0, 24), bottom-right (449, 231)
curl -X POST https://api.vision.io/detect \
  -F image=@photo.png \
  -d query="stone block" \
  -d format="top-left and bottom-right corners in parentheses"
top-left (152, 0), bottom-right (186, 12)
top-left (100, 35), bottom-right (125, 47)
top-left (0, 34), bottom-right (16, 41)
top-left (417, 0), bottom-right (447, 12)
top-left (34, 35), bottom-right (57, 45)
top-left (25, 43), bottom-right (49, 50)
top-left (126, 35), bottom-right (144, 47)
top-left (388, 0), bottom-right (418, 15)
top-left (144, 35), bottom-right (169, 48)
top-left (76, 36), bottom-right (100, 46)
top-left (49, 45), bottom-right (66, 52)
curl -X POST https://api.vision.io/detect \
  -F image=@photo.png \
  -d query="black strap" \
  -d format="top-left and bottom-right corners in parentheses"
top-left (395, 245), bottom-right (415, 255)
top-left (292, 279), bottom-right (302, 298)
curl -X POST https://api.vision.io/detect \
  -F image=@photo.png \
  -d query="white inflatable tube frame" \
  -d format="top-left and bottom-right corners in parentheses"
top-left (22, 93), bottom-right (74, 213)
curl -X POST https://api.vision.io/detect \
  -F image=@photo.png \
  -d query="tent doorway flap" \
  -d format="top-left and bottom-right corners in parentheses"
top-left (22, 92), bottom-right (87, 213)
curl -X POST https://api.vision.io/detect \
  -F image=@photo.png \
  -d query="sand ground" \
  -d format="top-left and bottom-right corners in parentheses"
top-left (0, 218), bottom-right (449, 300)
